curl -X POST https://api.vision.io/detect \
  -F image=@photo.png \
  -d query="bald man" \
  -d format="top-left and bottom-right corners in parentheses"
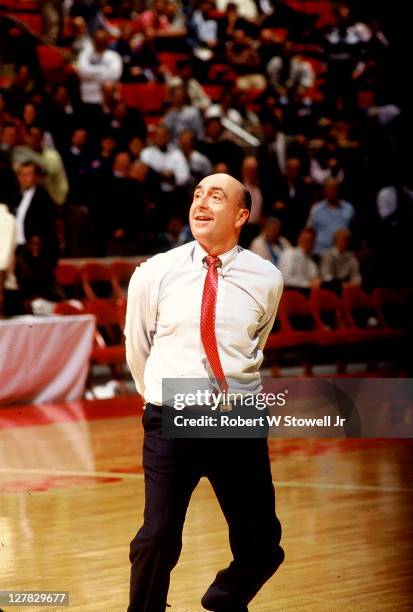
top-left (125, 173), bottom-right (285, 612)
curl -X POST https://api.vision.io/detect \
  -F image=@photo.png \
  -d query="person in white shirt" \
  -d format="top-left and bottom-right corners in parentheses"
top-left (279, 226), bottom-right (320, 290)
top-left (125, 173), bottom-right (285, 612)
top-left (250, 217), bottom-right (290, 265)
top-left (140, 124), bottom-right (190, 193)
top-left (76, 28), bottom-right (122, 106)
top-left (0, 202), bottom-right (20, 317)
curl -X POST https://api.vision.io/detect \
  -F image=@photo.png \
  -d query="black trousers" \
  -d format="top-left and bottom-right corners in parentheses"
top-left (128, 404), bottom-right (284, 612)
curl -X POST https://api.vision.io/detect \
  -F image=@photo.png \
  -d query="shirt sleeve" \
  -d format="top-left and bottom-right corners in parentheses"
top-left (257, 268), bottom-right (283, 350)
top-left (124, 261), bottom-right (158, 396)
top-left (0, 213), bottom-right (16, 272)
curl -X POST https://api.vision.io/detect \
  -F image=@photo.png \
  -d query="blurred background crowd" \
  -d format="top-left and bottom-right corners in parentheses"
top-left (0, 0), bottom-right (411, 318)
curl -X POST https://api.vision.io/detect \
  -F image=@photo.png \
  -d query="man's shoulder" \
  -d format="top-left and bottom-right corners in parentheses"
top-left (238, 247), bottom-right (283, 285)
top-left (138, 242), bottom-right (194, 274)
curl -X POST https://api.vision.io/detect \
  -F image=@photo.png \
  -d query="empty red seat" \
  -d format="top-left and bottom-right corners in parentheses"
top-left (110, 260), bottom-right (137, 299)
top-left (120, 83), bottom-right (167, 114)
top-left (79, 262), bottom-right (112, 300)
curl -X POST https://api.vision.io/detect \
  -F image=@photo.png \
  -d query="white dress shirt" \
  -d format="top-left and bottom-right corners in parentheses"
top-left (77, 47), bottom-right (122, 104)
top-left (140, 146), bottom-right (190, 191)
top-left (0, 204), bottom-right (18, 290)
top-left (125, 241), bottom-right (283, 405)
top-left (279, 247), bottom-right (319, 288)
top-left (15, 187), bottom-right (35, 245)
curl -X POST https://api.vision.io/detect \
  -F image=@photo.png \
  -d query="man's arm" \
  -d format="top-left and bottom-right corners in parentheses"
top-left (257, 268), bottom-right (284, 350)
top-left (124, 262), bottom-right (158, 397)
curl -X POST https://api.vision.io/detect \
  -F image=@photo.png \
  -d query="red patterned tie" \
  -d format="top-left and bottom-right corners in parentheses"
top-left (200, 255), bottom-right (228, 393)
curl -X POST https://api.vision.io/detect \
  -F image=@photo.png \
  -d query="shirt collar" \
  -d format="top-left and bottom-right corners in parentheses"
top-left (192, 241), bottom-right (240, 276)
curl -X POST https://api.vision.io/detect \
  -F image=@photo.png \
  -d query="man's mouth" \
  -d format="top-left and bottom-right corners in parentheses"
top-left (194, 215), bottom-right (213, 222)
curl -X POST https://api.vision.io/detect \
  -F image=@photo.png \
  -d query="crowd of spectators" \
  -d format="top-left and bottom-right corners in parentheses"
top-left (0, 0), bottom-right (411, 317)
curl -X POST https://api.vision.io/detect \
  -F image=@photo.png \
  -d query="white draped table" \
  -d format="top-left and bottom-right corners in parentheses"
top-left (0, 315), bottom-right (95, 406)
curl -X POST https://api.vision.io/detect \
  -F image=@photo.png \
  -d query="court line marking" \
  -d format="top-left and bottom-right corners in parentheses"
top-left (0, 468), bottom-right (412, 494)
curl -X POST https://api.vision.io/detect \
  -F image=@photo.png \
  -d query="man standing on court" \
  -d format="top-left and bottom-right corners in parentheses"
top-left (125, 173), bottom-right (284, 611)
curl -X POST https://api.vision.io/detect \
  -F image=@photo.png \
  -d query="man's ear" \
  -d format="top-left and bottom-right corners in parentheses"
top-left (236, 207), bottom-right (250, 228)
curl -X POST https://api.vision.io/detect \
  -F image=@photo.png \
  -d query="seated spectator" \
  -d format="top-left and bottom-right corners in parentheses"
top-left (266, 41), bottom-right (315, 95)
top-left (271, 156), bottom-right (313, 244)
top-left (15, 235), bottom-right (63, 313)
top-left (138, 0), bottom-right (171, 34)
top-left (320, 228), bottom-right (362, 291)
top-left (167, 61), bottom-right (211, 111)
top-left (241, 156), bottom-right (263, 225)
top-left (206, 90), bottom-right (244, 127)
top-left (223, 2), bottom-right (259, 38)
top-left (156, 216), bottom-right (193, 251)
top-left (141, 124), bottom-right (190, 190)
top-left (163, 84), bottom-right (204, 142)
top-left (67, 15), bottom-right (93, 57)
top-left (190, 0), bottom-right (219, 61)
top-left (104, 100), bottom-right (147, 144)
top-left (63, 127), bottom-right (92, 203)
top-left (110, 23), bottom-right (136, 81)
top-left (12, 162), bottom-right (59, 265)
top-left (178, 129), bottom-right (212, 186)
top-left (140, 124), bottom-right (190, 220)
top-left (256, 114), bottom-right (286, 210)
top-left (90, 132), bottom-right (118, 174)
top-left (279, 227), bottom-right (320, 290)
top-left (161, 0), bottom-right (187, 37)
top-left (0, 123), bottom-right (19, 201)
top-left (0, 200), bottom-right (22, 317)
top-left (45, 84), bottom-right (77, 152)
top-left (7, 65), bottom-right (40, 114)
top-left (250, 217), bottom-right (290, 265)
top-left (12, 125), bottom-right (69, 206)
top-left (225, 29), bottom-right (265, 91)
top-left (127, 135), bottom-right (145, 163)
top-left (128, 29), bottom-right (166, 83)
top-left (306, 177), bottom-right (355, 256)
top-left (309, 136), bottom-right (345, 186)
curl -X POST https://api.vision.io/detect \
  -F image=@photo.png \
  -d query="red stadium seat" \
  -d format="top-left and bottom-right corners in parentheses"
top-left (83, 299), bottom-right (127, 375)
top-left (120, 83), bottom-right (167, 114)
top-left (203, 84), bottom-right (225, 102)
top-left (341, 286), bottom-right (401, 342)
top-left (265, 291), bottom-right (317, 375)
top-left (37, 45), bottom-right (68, 78)
top-left (53, 300), bottom-right (84, 315)
top-left (110, 260), bottom-right (137, 299)
top-left (372, 288), bottom-right (412, 333)
top-left (79, 262), bottom-right (113, 300)
top-left (158, 52), bottom-right (189, 74)
top-left (55, 263), bottom-right (82, 299)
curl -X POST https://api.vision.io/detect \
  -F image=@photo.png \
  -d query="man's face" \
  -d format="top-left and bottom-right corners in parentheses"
top-left (324, 178), bottom-right (339, 202)
top-left (17, 165), bottom-right (38, 191)
top-left (298, 230), bottom-right (314, 253)
top-left (154, 126), bottom-right (169, 148)
top-left (189, 173), bottom-right (249, 255)
top-left (1, 126), bottom-right (18, 148)
top-left (94, 30), bottom-right (109, 53)
top-left (72, 129), bottom-right (87, 148)
top-left (26, 127), bottom-right (43, 151)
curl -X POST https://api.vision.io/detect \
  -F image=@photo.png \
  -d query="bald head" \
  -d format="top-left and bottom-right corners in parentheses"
top-left (204, 173), bottom-right (251, 213)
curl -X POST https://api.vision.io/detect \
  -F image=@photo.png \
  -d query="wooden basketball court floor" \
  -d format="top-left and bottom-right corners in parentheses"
top-left (0, 396), bottom-right (412, 612)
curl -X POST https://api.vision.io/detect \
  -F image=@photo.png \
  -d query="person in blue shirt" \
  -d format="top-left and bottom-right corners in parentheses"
top-left (306, 177), bottom-right (355, 256)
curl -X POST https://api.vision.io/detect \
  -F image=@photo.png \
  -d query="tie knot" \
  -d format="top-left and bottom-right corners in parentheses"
top-left (204, 255), bottom-right (222, 270)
